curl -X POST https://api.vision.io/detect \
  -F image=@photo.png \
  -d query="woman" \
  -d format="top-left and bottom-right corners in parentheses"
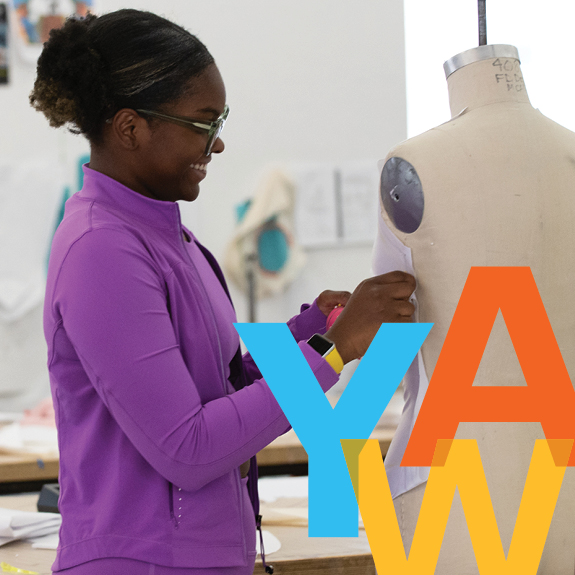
top-left (31, 9), bottom-right (415, 575)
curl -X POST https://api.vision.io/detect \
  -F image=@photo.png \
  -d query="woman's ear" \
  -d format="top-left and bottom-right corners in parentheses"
top-left (109, 109), bottom-right (150, 150)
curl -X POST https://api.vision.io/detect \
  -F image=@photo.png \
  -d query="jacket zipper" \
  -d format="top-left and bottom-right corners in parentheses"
top-left (179, 227), bottom-right (246, 553)
top-left (168, 482), bottom-right (178, 528)
top-left (179, 230), bottom-right (227, 396)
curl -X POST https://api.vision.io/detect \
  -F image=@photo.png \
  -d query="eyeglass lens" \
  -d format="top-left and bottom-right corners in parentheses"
top-left (206, 123), bottom-right (224, 155)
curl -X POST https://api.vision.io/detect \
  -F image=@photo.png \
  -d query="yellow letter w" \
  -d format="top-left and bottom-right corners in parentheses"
top-left (341, 438), bottom-right (571, 575)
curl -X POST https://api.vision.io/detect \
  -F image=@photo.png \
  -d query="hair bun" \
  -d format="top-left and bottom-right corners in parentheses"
top-left (30, 14), bottom-right (113, 136)
top-left (31, 9), bottom-right (215, 143)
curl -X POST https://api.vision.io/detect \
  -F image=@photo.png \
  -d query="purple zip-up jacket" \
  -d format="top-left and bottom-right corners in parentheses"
top-left (44, 166), bottom-right (339, 571)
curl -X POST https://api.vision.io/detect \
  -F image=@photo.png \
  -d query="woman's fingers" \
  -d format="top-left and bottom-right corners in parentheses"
top-left (324, 271), bottom-right (417, 363)
top-left (316, 289), bottom-right (353, 316)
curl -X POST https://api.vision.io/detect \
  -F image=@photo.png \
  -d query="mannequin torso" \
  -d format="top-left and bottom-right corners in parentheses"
top-left (374, 45), bottom-right (575, 574)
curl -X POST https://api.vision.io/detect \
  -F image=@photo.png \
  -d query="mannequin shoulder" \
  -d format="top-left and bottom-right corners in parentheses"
top-left (380, 123), bottom-right (464, 201)
top-left (379, 121), bottom-right (476, 235)
top-left (383, 121), bottom-right (464, 172)
top-left (533, 109), bottom-right (575, 145)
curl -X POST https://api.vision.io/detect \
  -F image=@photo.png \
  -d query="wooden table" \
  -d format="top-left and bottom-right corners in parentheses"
top-left (257, 423), bottom-right (395, 467)
top-left (0, 494), bottom-right (376, 575)
top-left (0, 425), bottom-right (395, 484)
top-left (0, 453), bottom-right (59, 484)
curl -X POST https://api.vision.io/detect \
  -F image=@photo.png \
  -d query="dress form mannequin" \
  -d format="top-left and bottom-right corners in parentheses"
top-left (373, 45), bottom-right (575, 574)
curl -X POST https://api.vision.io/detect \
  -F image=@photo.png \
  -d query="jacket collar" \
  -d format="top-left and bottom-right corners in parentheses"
top-left (78, 164), bottom-right (182, 233)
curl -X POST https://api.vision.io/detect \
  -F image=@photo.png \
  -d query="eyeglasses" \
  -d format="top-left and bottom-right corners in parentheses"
top-left (136, 105), bottom-right (229, 156)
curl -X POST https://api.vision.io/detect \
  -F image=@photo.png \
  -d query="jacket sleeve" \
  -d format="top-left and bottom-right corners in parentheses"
top-left (52, 227), bottom-right (338, 492)
top-left (242, 298), bottom-right (329, 386)
top-left (288, 299), bottom-right (329, 341)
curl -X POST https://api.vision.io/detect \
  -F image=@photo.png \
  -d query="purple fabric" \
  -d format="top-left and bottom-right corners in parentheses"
top-left (44, 166), bottom-right (338, 571)
top-left (54, 556), bottom-right (254, 575)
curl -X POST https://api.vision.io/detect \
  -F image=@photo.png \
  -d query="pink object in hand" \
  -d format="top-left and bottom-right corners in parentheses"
top-left (326, 306), bottom-right (344, 330)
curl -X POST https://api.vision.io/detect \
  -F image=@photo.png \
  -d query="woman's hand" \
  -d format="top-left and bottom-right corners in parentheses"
top-left (316, 290), bottom-right (352, 316)
top-left (324, 271), bottom-right (416, 364)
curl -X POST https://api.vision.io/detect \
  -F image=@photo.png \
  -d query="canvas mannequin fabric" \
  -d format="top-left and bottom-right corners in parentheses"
top-left (373, 45), bottom-right (575, 574)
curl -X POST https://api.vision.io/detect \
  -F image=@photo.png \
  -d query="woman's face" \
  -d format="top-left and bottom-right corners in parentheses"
top-left (135, 64), bottom-right (227, 203)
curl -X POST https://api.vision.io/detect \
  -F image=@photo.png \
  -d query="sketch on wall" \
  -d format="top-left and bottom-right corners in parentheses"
top-left (12, 0), bottom-right (96, 63)
top-left (293, 161), bottom-right (380, 248)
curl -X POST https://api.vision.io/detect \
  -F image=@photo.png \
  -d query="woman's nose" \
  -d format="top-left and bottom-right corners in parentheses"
top-left (211, 137), bottom-right (225, 154)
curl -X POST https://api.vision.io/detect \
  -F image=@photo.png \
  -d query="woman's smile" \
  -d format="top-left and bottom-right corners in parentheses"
top-left (190, 162), bottom-right (208, 180)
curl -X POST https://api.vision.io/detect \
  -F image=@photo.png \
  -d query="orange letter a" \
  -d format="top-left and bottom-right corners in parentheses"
top-left (402, 267), bottom-right (575, 467)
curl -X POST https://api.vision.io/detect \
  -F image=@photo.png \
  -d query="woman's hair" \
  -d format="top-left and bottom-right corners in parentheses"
top-left (30, 9), bottom-right (215, 143)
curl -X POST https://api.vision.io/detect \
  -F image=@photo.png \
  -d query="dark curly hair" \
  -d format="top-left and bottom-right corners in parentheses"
top-left (30, 9), bottom-right (215, 143)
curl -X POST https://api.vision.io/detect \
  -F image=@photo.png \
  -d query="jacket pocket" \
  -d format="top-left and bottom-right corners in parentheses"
top-left (168, 482), bottom-right (179, 528)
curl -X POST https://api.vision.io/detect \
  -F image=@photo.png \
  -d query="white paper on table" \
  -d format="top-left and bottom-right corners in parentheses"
top-left (0, 508), bottom-right (61, 546)
top-left (258, 476), bottom-right (309, 503)
top-left (0, 422), bottom-right (58, 455)
top-left (339, 161), bottom-right (380, 244)
top-left (256, 530), bottom-right (281, 556)
top-left (28, 532), bottom-right (59, 550)
top-left (0, 536), bottom-right (17, 546)
top-left (0, 412), bottom-right (22, 424)
top-left (293, 164), bottom-right (339, 247)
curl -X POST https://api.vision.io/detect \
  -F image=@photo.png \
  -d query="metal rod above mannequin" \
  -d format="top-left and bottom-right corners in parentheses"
top-left (478, 0), bottom-right (487, 46)
top-left (246, 253), bottom-right (257, 323)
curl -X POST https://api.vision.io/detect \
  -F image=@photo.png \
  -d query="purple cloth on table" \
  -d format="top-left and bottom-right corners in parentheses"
top-left (45, 166), bottom-right (338, 573)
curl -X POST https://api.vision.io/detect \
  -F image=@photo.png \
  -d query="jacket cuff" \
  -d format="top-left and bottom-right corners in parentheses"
top-left (298, 340), bottom-right (340, 393)
top-left (287, 298), bottom-right (328, 343)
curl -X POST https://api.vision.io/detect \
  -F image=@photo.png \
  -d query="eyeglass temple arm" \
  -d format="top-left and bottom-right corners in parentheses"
top-left (136, 109), bottom-right (212, 130)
